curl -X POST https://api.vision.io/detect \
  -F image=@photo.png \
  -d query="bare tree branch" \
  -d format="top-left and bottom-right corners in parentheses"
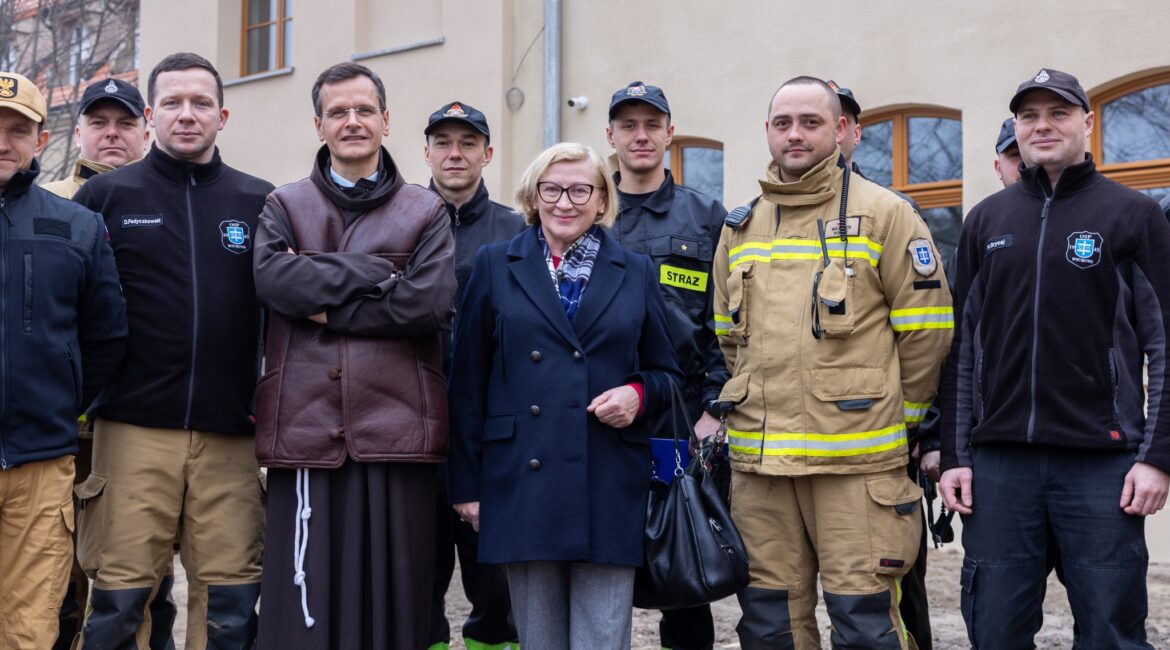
top-left (2, 0), bottom-right (140, 181)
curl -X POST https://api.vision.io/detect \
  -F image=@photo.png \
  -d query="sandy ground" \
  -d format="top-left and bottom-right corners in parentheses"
top-left (167, 546), bottom-right (1169, 649)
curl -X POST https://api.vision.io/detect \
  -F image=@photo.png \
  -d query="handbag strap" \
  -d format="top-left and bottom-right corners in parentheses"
top-left (666, 380), bottom-right (692, 477)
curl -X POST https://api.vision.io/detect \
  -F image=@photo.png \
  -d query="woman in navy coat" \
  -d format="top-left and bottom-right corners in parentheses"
top-left (448, 142), bottom-right (681, 649)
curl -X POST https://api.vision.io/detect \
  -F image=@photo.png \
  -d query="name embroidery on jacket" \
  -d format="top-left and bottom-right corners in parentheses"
top-left (121, 214), bottom-right (163, 228)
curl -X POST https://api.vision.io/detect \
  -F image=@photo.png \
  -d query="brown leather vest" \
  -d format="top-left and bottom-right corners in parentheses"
top-left (255, 178), bottom-right (448, 468)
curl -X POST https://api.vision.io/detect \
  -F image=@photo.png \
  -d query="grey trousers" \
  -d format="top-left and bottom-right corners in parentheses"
top-left (504, 561), bottom-right (635, 650)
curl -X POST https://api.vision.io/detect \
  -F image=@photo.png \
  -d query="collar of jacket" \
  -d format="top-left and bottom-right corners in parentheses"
top-left (758, 146), bottom-right (842, 207)
top-left (1019, 153), bottom-right (1099, 198)
top-left (2, 158), bottom-right (40, 198)
top-left (613, 169), bottom-right (675, 216)
top-left (73, 157), bottom-right (115, 183)
top-left (310, 145), bottom-right (404, 212)
top-left (144, 143), bottom-right (224, 185)
top-left (430, 177), bottom-right (491, 225)
top-left (507, 222), bottom-right (621, 265)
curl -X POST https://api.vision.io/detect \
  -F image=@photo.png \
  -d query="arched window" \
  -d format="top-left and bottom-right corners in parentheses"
top-left (852, 108), bottom-right (963, 262)
top-left (1090, 70), bottom-right (1170, 205)
top-left (664, 137), bottom-right (724, 204)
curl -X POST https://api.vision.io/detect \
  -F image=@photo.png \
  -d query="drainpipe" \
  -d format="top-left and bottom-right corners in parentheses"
top-left (543, 0), bottom-right (561, 147)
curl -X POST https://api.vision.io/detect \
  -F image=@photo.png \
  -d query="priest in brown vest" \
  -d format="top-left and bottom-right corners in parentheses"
top-left (251, 61), bottom-right (456, 650)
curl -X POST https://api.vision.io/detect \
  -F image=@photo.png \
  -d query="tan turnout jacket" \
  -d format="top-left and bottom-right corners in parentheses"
top-left (714, 149), bottom-right (953, 476)
top-left (41, 157), bottom-right (114, 199)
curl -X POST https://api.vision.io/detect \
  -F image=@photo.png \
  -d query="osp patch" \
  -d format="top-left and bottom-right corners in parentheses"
top-left (907, 238), bottom-right (937, 276)
top-left (1065, 231), bottom-right (1102, 269)
top-left (220, 220), bottom-right (251, 254)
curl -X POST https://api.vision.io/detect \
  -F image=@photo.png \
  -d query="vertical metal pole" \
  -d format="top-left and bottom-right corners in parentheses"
top-left (543, 0), bottom-right (561, 148)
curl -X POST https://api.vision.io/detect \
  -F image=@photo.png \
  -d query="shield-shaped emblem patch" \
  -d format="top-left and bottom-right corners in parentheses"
top-left (907, 238), bottom-right (937, 276)
top-left (220, 220), bottom-right (251, 254)
top-left (1065, 231), bottom-right (1102, 269)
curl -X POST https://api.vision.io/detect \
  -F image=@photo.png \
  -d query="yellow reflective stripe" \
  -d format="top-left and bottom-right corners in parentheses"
top-left (715, 313), bottom-right (732, 336)
top-left (727, 237), bottom-right (883, 271)
top-left (728, 237), bottom-right (884, 258)
top-left (889, 306), bottom-right (954, 332)
top-left (727, 424), bottom-right (908, 457)
top-left (904, 400), bottom-right (931, 424)
top-left (897, 578), bottom-right (909, 643)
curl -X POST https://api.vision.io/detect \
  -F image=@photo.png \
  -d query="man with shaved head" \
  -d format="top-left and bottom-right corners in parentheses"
top-left (714, 76), bottom-right (952, 648)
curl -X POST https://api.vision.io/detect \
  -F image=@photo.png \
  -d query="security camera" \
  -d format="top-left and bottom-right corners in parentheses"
top-left (567, 96), bottom-right (589, 109)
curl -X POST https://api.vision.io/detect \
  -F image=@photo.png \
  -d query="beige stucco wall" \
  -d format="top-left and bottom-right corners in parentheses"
top-left (141, 0), bottom-right (1170, 559)
top-left (141, 0), bottom-right (512, 191)
top-left (139, 1), bottom-right (1170, 201)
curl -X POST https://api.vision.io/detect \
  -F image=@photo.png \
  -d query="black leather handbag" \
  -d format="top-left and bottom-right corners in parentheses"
top-left (633, 383), bottom-right (751, 610)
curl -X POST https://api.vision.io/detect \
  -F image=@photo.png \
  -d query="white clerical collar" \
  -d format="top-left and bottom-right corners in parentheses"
top-left (329, 166), bottom-right (379, 188)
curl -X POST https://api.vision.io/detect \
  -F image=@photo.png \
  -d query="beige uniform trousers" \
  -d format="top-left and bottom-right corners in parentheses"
top-left (0, 454), bottom-right (75, 649)
top-left (731, 466), bottom-right (922, 649)
top-left (77, 420), bottom-right (264, 649)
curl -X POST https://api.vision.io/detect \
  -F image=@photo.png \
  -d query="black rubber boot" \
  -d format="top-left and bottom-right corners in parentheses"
top-left (148, 574), bottom-right (177, 650)
top-left (735, 586), bottom-right (796, 650)
top-left (205, 582), bottom-right (261, 650)
top-left (823, 589), bottom-right (905, 649)
top-left (82, 587), bottom-right (151, 650)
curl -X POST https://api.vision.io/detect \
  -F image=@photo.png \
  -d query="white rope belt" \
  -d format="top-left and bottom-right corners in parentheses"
top-left (293, 468), bottom-right (316, 628)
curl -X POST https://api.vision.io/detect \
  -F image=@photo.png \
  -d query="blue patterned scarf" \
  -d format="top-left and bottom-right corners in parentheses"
top-left (538, 225), bottom-right (602, 320)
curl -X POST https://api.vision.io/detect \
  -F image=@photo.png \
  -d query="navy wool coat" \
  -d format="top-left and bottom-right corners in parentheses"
top-left (448, 226), bottom-right (682, 567)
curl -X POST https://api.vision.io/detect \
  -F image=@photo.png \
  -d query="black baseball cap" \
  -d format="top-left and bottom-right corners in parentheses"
top-left (1009, 68), bottom-right (1090, 114)
top-left (425, 101), bottom-right (490, 141)
top-left (78, 78), bottom-right (144, 117)
top-left (995, 117), bottom-right (1018, 154)
top-left (826, 80), bottom-right (860, 119)
top-left (608, 81), bottom-right (670, 120)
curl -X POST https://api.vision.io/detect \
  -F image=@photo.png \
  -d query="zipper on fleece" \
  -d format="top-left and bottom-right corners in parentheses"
top-left (1026, 194), bottom-right (1053, 443)
top-left (0, 197), bottom-right (8, 468)
top-left (183, 173), bottom-right (200, 430)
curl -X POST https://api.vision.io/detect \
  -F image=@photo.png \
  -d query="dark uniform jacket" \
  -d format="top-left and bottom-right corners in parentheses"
top-left (608, 171), bottom-right (728, 416)
top-left (253, 147), bottom-right (455, 468)
top-left (447, 226), bottom-right (682, 566)
top-left (941, 155), bottom-right (1170, 474)
top-left (74, 144), bottom-right (273, 435)
top-left (432, 179), bottom-right (525, 303)
top-left (0, 160), bottom-right (126, 468)
top-left (431, 179), bottom-right (525, 374)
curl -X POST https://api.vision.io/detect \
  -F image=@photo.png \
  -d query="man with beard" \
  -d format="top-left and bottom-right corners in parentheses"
top-left (715, 76), bottom-right (952, 649)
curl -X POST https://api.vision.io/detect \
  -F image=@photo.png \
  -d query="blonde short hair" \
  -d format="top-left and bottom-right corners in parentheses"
top-left (515, 142), bottom-right (617, 228)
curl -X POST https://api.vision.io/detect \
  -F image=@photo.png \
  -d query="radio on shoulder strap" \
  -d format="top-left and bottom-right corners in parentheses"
top-left (725, 195), bottom-right (761, 230)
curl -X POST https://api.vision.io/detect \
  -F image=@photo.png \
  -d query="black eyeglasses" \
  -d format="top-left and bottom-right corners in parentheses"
top-left (536, 182), bottom-right (597, 205)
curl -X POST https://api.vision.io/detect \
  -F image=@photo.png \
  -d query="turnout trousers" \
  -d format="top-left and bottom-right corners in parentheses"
top-left (731, 467), bottom-right (922, 650)
top-left (76, 420), bottom-right (264, 650)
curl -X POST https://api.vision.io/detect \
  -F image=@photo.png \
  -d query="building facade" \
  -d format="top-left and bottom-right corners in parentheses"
top-left (139, 0), bottom-right (1170, 557)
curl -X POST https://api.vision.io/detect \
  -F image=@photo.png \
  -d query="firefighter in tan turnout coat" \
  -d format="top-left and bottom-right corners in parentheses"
top-left (714, 76), bottom-right (953, 649)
